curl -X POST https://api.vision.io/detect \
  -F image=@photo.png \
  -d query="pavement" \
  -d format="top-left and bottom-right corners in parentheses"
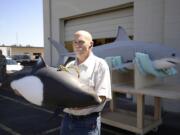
top-left (1, 88), bottom-right (180, 135)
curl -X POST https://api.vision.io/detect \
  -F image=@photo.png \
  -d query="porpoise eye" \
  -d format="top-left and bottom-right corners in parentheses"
top-left (172, 53), bottom-right (176, 57)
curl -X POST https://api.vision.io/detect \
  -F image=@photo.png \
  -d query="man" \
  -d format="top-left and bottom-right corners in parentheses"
top-left (0, 49), bottom-right (6, 84)
top-left (60, 30), bottom-right (112, 135)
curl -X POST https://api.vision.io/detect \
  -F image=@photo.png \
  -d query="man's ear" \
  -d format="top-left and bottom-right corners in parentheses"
top-left (89, 41), bottom-right (93, 48)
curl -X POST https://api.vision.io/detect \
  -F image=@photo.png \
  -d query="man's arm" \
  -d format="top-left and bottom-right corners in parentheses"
top-left (96, 60), bottom-right (112, 101)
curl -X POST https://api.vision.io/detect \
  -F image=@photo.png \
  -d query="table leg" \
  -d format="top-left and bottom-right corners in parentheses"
top-left (154, 97), bottom-right (161, 121)
top-left (137, 94), bottom-right (145, 129)
top-left (110, 92), bottom-right (116, 112)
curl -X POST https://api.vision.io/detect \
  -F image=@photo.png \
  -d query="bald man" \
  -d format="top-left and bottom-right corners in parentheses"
top-left (60, 30), bottom-right (112, 135)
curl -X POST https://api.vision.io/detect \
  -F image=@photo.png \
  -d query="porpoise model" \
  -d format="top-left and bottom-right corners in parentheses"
top-left (2, 57), bottom-right (101, 108)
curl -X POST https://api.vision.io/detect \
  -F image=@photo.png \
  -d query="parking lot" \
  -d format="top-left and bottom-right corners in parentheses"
top-left (0, 88), bottom-right (130, 135)
top-left (1, 88), bottom-right (180, 135)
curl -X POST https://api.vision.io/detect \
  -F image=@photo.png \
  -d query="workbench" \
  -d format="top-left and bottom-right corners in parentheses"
top-left (101, 64), bottom-right (180, 135)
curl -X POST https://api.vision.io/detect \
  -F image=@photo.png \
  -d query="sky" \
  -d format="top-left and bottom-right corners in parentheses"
top-left (0, 0), bottom-right (43, 47)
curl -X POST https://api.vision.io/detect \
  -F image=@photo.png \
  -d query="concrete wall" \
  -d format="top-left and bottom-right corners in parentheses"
top-left (134, 0), bottom-right (180, 48)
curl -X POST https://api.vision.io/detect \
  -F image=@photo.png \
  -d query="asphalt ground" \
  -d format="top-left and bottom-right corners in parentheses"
top-left (1, 88), bottom-right (180, 135)
top-left (0, 88), bottom-right (130, 135)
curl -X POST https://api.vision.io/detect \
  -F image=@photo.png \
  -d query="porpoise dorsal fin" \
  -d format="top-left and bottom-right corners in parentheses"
top-left (114, 26), bottom-right (130, 42)
top-left (31, 56), bottom-right (46, 74)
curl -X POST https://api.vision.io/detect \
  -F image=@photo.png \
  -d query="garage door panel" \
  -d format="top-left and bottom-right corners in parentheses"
top-left (65, 23), bottom-right (133, 40)
top-left (65, 8), bottom-right (133, 27)
top-left (64, 7), bottom-right (133, 41)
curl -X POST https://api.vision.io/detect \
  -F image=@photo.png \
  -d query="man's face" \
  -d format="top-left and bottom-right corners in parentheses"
top-left (73, 34), bottom-right (92, 56)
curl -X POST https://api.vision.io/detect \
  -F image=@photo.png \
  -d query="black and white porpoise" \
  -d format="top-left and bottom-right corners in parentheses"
top-left (7, 57), bottom-right (101, 108)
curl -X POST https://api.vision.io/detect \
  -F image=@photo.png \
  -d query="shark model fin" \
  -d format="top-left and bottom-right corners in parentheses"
top-left (114, 26), bottom-right (130, 42)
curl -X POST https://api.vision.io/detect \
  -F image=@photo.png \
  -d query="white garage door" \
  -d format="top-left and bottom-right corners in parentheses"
top-left (64, 7), bottom-right (134, 41)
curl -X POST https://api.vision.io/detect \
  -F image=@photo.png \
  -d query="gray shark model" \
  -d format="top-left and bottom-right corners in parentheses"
top-left (49, 26), bottom-right (180, 70)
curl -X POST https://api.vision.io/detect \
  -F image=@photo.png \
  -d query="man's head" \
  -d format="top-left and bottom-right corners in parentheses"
top-left (73, 30), bottom-right (93, 60)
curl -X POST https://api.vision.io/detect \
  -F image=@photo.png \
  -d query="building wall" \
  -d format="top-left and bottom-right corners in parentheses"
top-left (43, 0), bottom-right (133, 66)
top-left (0, 47), bottom-right (10, 56)
top-left (134, 0), bottom-right (180, 49)
top-left (44, 0), bottom-right (180, 65)
top-left (10, 47), bottom-right (44, 59)
top-left (43, 0), bottom-right (180, 112)
top-left (134, 0), bottom-right (164, 43)
top-left (0, 46), bottom-right (44, 60)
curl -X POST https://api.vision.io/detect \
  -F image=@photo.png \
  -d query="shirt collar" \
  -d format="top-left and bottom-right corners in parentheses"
top-left (75, 52), bottom-right (95, 69)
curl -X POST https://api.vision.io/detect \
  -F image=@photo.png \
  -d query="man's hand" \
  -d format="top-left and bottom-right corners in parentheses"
top-left (99, 96), bottom-right (106, 103)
